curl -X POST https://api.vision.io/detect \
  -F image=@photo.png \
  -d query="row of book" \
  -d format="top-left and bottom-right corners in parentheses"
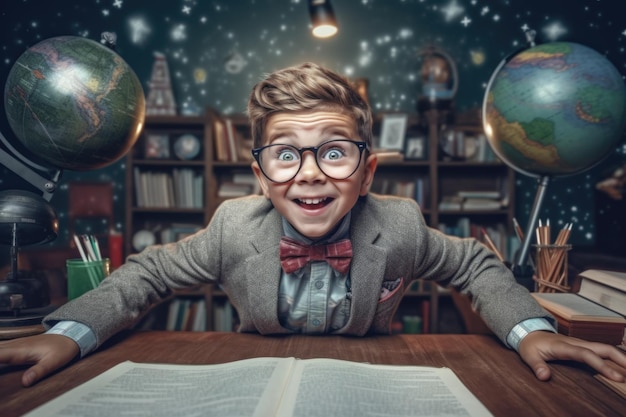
top-left (438, 218), bottom-right (519, 262)
top-left (213, 117), bottom-right (253, 163)
top-left (166, 298), bottom-right (207, 331)
top-left (441, 131), bottom-right (499, 163)
top-left (165, 298), bottom-right (238, 332)
top-left (217, 172), bottom-right (260, 198)
top-left (134, 167), bottom-right (204, 209)
top-left (532, 269), bottom-right (626, 346)
top-left (371, 177), bottom-right (428, 206)
top-left (213, 299), bottom-right (237, 332)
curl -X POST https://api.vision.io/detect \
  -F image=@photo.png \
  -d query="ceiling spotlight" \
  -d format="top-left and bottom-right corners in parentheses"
top-left (309, 0), bottom-right (338, 39)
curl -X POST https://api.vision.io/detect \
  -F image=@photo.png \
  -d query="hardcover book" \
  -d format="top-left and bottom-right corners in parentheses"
top-left (577, 269), bottom-right (626, 316)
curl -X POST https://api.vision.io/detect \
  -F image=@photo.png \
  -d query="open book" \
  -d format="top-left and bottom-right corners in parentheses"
top-left (23, 357), bottom-right (493, 417)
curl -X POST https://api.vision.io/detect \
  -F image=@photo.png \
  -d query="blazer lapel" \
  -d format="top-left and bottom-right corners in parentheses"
top-left (245, 208), bottom-right (291, 334)
top-left (339, 198), bottom-right (388, 335)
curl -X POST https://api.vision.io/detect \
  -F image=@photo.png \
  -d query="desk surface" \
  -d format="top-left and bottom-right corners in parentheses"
top-left (1, 331), bottom-right (624, 417)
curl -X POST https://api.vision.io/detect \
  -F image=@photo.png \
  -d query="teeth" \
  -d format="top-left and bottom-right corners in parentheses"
top-left (300, 197), bottom-right (326, 205)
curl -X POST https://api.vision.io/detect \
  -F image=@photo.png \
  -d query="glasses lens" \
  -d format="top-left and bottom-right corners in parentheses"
top-left (257, 140), bottom-right (363, 183)
top-left (258, 144), bottom-right (301, 183)
top-left (317, 140), bottom-right (362, 179)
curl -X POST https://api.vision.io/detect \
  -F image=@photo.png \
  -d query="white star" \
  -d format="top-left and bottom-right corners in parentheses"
top-left (102, 9), bottom-right (110, 16)
top-left (182, 6), bottom-right (191, 14)
top-left (442, 0), bottom-right (464, 22)
top-left (128, 17), bottom-right (151, 44)
top-left (461, 16), bottom-right (471, 27)
top-left (113, 0), bottom-right (122, 8)
top-left (481, 7), bottom-right (489, 16)
top-left (493, 14), bottom-right (500, 22)
top-left (521, 23), bottom-right (529, 31)
top-left (622, 29), bottom-right (626, 36)
top-left (543, 21), bottom-right (567, 41)
top-left (171, 24), bottom-right (187, 41)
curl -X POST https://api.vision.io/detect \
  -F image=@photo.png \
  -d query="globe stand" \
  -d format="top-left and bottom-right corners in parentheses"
top-left (0, 131), bottom-right (61, 323)
top-left (511, 175), bottom-right (551, 291)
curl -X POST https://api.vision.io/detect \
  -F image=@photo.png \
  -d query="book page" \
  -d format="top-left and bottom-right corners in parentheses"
top-left (277, 358), bottom-right (493, 417)
top-left (22, 358), bottom-right (294, 417)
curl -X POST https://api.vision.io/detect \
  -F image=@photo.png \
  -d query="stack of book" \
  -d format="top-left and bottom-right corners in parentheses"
top-left (531, 269), bottom-right (626, 345)
top-left (438, 190), bottom-right (507, 212)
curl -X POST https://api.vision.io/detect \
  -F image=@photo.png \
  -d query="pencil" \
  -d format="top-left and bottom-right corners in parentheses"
top-left (481, 227), bottom-right (505, 263)
top-left (513, 217), bottom-right (524, 241)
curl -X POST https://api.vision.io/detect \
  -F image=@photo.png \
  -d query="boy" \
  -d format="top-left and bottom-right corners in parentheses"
top-left (1, 62), bottom-right (625, 386)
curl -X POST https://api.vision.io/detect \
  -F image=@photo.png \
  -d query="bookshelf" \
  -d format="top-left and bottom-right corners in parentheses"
top-left (124, 114), bottom-right (212, 256)
top-left (127, 108), bottom-right (514, 333)
top-left (124, 114), bottom-right (214, 331)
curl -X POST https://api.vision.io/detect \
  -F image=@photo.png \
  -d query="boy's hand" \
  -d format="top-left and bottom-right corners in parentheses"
top-left (519, 331), bottom-right (626, 382)
top-left (0, 334), bottom-right (80, 387)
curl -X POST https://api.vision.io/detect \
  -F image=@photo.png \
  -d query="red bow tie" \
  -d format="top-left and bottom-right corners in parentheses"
top-left (279, 236), bottom-right (353, 274)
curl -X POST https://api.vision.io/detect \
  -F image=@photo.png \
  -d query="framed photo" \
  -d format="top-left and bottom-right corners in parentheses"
top-left (404, 136), bottom-right (427, 160)
top-left (145, 134), bottom-right (170, 159)
top-left (379, 113), bottom-right (408, 151)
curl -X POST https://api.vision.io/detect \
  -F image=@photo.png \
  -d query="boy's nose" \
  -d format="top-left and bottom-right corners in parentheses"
top-left (297, 152), bottom-right (325, 181)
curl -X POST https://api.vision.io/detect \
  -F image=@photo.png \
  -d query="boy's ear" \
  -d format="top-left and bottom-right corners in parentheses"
top-left (251, 162), bottom-right (271, 198)
top-left (359, 153), bottom-right (378, 196)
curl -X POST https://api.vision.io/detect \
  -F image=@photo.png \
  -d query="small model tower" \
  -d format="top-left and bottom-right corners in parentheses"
top-left (146, 52), bottom-right (177, 116)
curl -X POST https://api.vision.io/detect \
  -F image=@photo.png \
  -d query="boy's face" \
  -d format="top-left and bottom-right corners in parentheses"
top-left (252, 111), bottom-right (377, 239)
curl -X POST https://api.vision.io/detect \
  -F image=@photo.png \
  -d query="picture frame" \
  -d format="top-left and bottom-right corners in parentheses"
top-left (145, 134), bottom-right (170, 159)
top-left (404, 135), bottom-right (427, 160)
top-left (379, 113), bottom-right (408, 151)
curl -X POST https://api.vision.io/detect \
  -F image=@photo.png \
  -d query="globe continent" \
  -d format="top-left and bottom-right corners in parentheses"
top-left (483, 42), bottom-right (626, 178)
top-left (4, 36), bottom-right (145, 171)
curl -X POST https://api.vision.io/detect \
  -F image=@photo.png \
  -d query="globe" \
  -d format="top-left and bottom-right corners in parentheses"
top-left (4, 36), bottom-right (145, 171)
top-left (482, 42), bottom-right (626, 178)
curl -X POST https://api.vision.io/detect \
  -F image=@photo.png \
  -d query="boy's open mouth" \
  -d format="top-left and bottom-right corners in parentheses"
top-left (295, 197), bottom-right (333, 209)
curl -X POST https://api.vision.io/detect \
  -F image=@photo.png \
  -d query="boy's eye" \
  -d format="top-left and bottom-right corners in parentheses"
top-left (322, 147), bottom-right (345, 161)
top-left (276, 147), bottom-right (299, 161)
top-left (320, 142), bottom-right (348, 161)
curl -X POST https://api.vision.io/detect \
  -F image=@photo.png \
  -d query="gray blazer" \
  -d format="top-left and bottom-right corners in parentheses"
top-left (45, 194), bottom-right (552, 350)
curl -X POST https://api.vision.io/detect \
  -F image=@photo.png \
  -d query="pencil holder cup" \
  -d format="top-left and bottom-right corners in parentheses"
top-left (532, 244), bottom-right (572, 293)
top-left (66, 258), bottom-right (110, 300)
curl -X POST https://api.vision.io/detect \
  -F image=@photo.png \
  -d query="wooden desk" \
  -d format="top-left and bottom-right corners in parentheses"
top-left (1, 331), bottom-right (624, 417)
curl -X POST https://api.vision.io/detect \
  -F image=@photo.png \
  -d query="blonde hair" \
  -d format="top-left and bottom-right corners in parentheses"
top-left (247, 62), bottom-right (373, 148)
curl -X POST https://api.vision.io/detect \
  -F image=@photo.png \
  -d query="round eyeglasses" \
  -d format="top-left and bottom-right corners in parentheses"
top-left (251, 139), bottom-right (368, 183)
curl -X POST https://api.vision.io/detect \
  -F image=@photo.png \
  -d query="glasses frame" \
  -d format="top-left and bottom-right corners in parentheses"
top-left (251, 139), bottom-right (368, 184)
